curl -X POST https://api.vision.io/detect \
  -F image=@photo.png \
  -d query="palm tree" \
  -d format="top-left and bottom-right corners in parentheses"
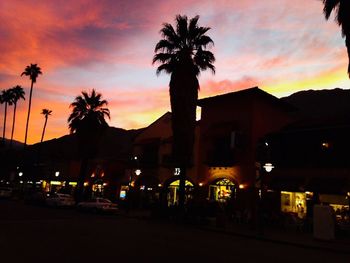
top-left (0, 93), bottom-right (3, 145)
top-left (21, 63), bottom-right (42, 145)
top-left (153, 15), bottom-right (215, 208)
top-left (40, 109), bottom-right (52, 143)
top-left (1, 89), bottom-right (14, 145)
top-left (68, 89), bottom-right (110, 200)
top-left (322, 0), bottom-right (350, 77)
top-left (9, 85), bottom-right (25, 147)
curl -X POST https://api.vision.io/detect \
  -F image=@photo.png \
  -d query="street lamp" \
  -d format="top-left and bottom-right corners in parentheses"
top-left (18, 172), bottom-right (23, 177)
top-left (55, 171), bottom-right (60, 177)
top-left (135, 169), bottom-right (141, 176)
top-left (263, 163), bottom-right (274, 173)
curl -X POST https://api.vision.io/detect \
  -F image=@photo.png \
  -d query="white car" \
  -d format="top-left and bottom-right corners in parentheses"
top-left (46, 193), bottom-right (75, 207)
top-left (77, 198), bottom-right (118, 214)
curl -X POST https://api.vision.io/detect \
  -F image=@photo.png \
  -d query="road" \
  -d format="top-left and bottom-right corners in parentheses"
top-left (0, 200), bottom-right (349, 262)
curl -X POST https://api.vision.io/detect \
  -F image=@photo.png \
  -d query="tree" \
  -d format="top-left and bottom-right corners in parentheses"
top-left (153, 15), bottom-right (215, 208)
top-left (1, 89), bottom-right (14, 145)
top-left (68, 89), bottom-right (110, 200)
top-left (0, 94), bottom-right (3, 146)
top-left (21, 63), bottom-right (42, 145)
top-left (9, 85), bottom-right (25, 147)
top-left (40, 109), bottom-right (52, 143)
top-left (322, 0), bottom-right (350, 77)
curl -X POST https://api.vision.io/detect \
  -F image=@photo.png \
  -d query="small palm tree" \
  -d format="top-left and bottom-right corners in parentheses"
top-left (153, 15), bottom-right (215, 207)
top-left (321, 0), bottom-right (350, 77)
top-left (1, 89), bottom-right (14, 145)
top-left (68, 89), bottom-right (110, 200)
top-left (68, 89), bottom-right (110, 134)
top-left (21, 63), bottom-right (42, 145)
top-left (40, 109), bottom-right (52, 143)
top-left (9, 85), bottom-right (25, 147)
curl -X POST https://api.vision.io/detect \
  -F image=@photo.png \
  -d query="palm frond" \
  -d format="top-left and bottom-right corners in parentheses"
top-left (322, 0), bottom-right (339, 20)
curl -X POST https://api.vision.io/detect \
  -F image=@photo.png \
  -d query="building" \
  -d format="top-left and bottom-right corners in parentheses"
top-left (197, 87), bottom-right (295, 205)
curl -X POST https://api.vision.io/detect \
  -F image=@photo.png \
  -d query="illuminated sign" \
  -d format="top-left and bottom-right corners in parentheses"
top-left (174, 168), bottom-right (181, 176)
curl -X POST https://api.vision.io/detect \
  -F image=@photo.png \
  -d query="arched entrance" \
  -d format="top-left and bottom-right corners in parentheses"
top-left (92, 179), bottom-right (105, 197)
top-left (167, 179), bottom-right (194, 206)
top-left (209, 178), bottom-right (236, 202)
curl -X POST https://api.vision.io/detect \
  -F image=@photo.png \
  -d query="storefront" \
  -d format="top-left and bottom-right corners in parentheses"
top-left (42, 180), bottom-right (77, 193)
top-left (167, 179), bottom-right (194, 206)
top-left (280, 191), bottom-right (310, 218)
top-left (209, 178), bottom-right (235, 202)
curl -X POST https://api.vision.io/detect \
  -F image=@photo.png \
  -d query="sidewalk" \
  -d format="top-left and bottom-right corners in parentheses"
top-left (201, 219), bottom-right (350, 254)
top-left (119, 209), bottom-right (350, 254)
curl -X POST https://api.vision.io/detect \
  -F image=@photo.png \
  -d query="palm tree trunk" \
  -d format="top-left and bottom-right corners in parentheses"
top-left (41, 116), bottom-right (48, 143)
top-left (2, 102), bottom-right (8, 145)
top-left (10, 102), bottom-right (17, 147)
top-left (178, 167), bottom-right (186, 209)
top-left (24, 81), bottom-right (34, 146)
top-left (346, 36), bottom-right (350, 78)
top-left (35, 116), bottom-right (48, 189)
top-left (76, 158), bottom-right (89, 202)
top-left (170, 70), bottom-right (198, 212)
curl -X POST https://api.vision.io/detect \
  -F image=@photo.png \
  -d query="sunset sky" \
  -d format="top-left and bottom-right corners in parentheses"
top-left (0, 0), bottom-right (349, 144)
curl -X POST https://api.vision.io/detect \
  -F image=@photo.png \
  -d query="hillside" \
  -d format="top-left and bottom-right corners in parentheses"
top-left (282, 88), bottom-right (350, 119)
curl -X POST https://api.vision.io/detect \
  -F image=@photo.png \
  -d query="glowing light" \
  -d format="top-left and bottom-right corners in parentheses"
top-left (174, 168), bottom-right (181, 176)
top-left (158, 184), bottom-right (162, 187)
top-left (103, 183), bottom-right (107, 186)
top-left (91, 173), bottom-right (95, 178)
top-left (263, 163), bottom-right (274, 173)
top-left (18, 172), bottom-right (23, 177)
top-left (69, 182), bottom-right (77, 186)
top-left (199, 182), bottom-right (203, 187)
top-left (239, 184), bottom-right (245, 189)
top-left (50, 181), bottom-right (62, 185)
top-left (84, 182), bottom-right (89, 186)
top-left (322, 142), bottom-right (330, 149)
top-left (55, 171), bottom-right (60, 177)
top-left (135, 169), bottom-right (141, 176)
top-left (133, 156), bottom-right (138, 160)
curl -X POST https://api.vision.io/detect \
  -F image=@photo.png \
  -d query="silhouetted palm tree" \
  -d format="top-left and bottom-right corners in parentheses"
top-left (153, 15), bottom-right (215, 207)
top-left (68, 89), bottom-right (110, 200)
top-left (1, 89), bottom-right (14, 145)
top-left (40, 109), bottom-right (52, 143)
top-left (322, 0), bottom-right (350, 77)
top-left (9, 85), bottom-right (25, 147)
top-left (21, 63), bottom-right (42, 145)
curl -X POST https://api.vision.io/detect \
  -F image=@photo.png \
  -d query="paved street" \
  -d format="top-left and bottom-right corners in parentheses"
top-left (1, 200), bottom-right (349, 262)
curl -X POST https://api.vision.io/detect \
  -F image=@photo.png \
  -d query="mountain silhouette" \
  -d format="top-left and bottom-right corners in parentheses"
top-left (282, 88), bottom-right (350, 119)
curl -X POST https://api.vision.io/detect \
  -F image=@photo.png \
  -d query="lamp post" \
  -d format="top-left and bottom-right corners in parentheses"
top-left (255, 161), bottom-right (274, 236)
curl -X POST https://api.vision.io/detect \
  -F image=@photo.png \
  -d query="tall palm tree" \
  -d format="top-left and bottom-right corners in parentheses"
top-left (40, 109), bottom-right (52, 143)
top-left (9, 85), bottom-right (25, 147)
top-left (68, 89), bottom-right (110, 200)
top-left (21, 63), bottom-right (42, 145)
top-left (322, 0), bottom-right (350, 77)
top-left (153, 15), bottom-right (215, 208)
top-left (1, 89), bottom-right (14, 145)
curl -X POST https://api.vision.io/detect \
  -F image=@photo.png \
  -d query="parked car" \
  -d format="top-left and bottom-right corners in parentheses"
top-left (0, 187), bottom-right (13, 199)
top-left (77, 198), bottom-right (118, 214)
top-left (46, 193), bottom-right (75, 207)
